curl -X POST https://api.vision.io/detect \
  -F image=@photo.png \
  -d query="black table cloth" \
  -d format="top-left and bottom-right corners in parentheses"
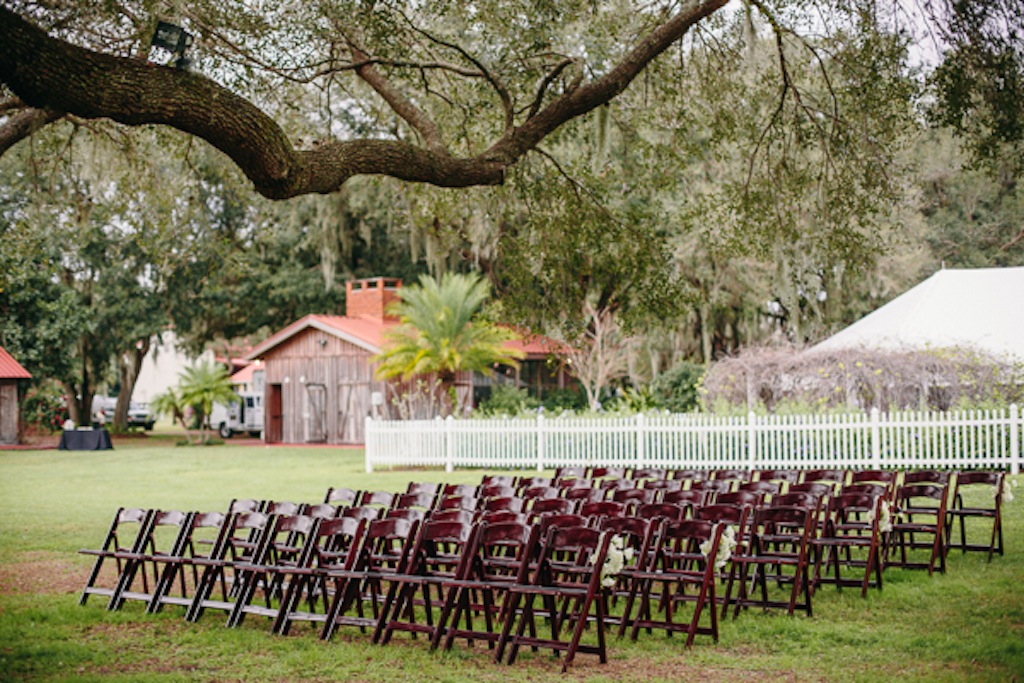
top-left (58, 429), bottom-right (113, 450)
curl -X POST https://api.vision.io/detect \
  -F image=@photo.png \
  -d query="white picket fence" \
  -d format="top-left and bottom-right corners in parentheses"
top-left (364, 405), bottom-right (1023, 475)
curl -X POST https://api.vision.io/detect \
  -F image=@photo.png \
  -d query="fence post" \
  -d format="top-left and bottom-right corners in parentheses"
top-left (636, 413), bottom-right (646, 470)
top-left (445, 415), bottom-right (455, 473)
top-left (364, 416), bottom-right (374, 473)
top-left (747, 411), bottom-right (758, 471)
top-left (1011, 404), bottom-right (1020, 476)
top-left (537, 413), bottom-right (546, 472)
top-left (870, 407), bottom-right (882, 469)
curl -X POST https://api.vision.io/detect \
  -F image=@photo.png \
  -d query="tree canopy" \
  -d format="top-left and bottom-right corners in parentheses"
top-left (1, 1), bottom-right (1018, 198)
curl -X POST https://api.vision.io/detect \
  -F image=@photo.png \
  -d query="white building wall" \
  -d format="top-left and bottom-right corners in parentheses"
top-left (131, 331), bottom-right (215, 404)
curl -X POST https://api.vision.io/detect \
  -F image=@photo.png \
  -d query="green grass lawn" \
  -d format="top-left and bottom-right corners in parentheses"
top-left (1, 436), bottom-right (1021, 682)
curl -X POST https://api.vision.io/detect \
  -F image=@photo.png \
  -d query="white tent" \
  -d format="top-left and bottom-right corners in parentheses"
top-left (815, 266), bottom-right (1024, 361)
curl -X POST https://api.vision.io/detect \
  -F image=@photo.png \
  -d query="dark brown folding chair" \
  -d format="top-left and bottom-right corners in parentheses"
top-left (890, 480), bottom-right (949, 575)
top-left (436, 521), bottom-right (540, 653)
top-left (636, 502), bottom-right (686, 525)
top-left (480, 496), bottom-right (525, 514)
top-left (443, 483), bottom-right (479, 498)
top-left (810, 492), bottom-right (884, 597)
top-left (479, 484), bottom-right (517, 500)
top-left (737, 480), bottom-right (781, 503)
top-left (668, 468), bottom-right (709, 483)
top-left (554, 465), bottom-right (587, 482)
top-left (515, 476), bottom-right (552, 491)
top-left (611, 487), bottom-right (656, 512)
top-left (481, 475), bottom-right (516, 488)
top-left (563, 486), bottom-right (603, 508)
top-left (393, 491), bottom-right (437, 515)
top-left (406, 481), bottom-right (442, 497)
top-left (642, 478), bottom-right (683, 495)
top-left (946, 470), bottom-right (1005, 561)
top-left (689, 479), bottom-right (733, 503)
top-left (727, 506), bottom-right (816, 618)
top-left (579, 500), bottom-right (625, 522)
top-left (107, 510), bottom-right (191, 611)
top-left (712, 468), bottom-right (749, 483)
top-left (528, 497), bottom-right (573, 519)
top-left (663, 489), bottom-right (708, 517)
top-left (358, 490), bottom-right (397, 509)
top-left (801, 468), bottom-right (849, 491)
top-left (495, 525), bottom-right (614, 671)
top-left (319, 516), bottom-right (420, 641)
top-left (146, 511), bottom-right (227, 614)
top-left (273, 516), bottom-right (367, 635)
top-left (375, 518), bottom-right (477, 644)
top-left (79, 507), bottom-right (154, 606)
top-left (619, 518), bottom-right (723, 646)
top-left (521, 484), bottom-right (559, 501)
top-left (227, 514), bottom-right (319, 628)
top-left (324, 487), bottom-right (360, 506)
top-left (630, 467), bottom-right (667, 481)
top-left (437, 494), bottom-right (479, 512)
top-left (184, 510), bottom-right (275, 622)
top-left (754, 468), bottom-right (799, 485)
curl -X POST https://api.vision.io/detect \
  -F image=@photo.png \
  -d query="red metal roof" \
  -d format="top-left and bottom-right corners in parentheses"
top-left (0, 346), bottom-right (31, 379)
top-left (247, 314), bottom-right (562, 361)
top-left (229, 362), bottom-right (259, 385)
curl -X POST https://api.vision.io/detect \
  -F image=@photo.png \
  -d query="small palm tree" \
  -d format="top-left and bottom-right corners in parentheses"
top-left (178, 362), bottom-right (238, 442)
top-left (374, 272), bottom-right (524, 415)
top-left (150, 386), bottom-right (191, 436)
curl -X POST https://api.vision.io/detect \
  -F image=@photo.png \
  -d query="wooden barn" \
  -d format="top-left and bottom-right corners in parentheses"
top-left (0, 346), bottom-right (32, 445)
top-left (248, 277), bottom-right (568, 445)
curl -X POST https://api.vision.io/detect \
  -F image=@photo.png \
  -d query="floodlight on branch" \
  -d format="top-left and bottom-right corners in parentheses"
top-left (150, 20), bottom-right (193, 70)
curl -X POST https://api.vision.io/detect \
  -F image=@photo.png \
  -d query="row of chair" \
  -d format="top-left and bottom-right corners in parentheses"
top-left (78, 467), bottom-right (1008, 670)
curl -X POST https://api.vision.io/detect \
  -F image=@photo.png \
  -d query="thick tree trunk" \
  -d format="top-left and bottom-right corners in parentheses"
top-left (113, 339), bottom-right (151, 431)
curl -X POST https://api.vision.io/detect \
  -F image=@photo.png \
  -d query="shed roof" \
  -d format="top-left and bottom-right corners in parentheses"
top-left (0, 346), bottom-right (31, 379)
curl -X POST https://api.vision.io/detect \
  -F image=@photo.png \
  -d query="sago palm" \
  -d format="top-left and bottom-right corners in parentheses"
top-left (374, 273), bottom-right (524, 413)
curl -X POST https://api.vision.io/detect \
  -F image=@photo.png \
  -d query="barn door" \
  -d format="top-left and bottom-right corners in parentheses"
top-left (266, 384), bottom-right (283, 443)
top-left (305, 383), bottom-right (327, 443)
top-left (337, 380), bottom-right (369, 444)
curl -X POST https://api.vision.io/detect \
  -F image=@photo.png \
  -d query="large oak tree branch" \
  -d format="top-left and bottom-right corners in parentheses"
top-left (0, 2), bottom-right (727, 198)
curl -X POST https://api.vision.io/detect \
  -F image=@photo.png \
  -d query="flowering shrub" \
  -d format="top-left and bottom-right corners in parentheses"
top-left (21, 381), bottom-right (67, 433)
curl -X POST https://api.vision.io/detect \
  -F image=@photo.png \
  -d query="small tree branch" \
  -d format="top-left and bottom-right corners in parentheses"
top-left (347, 41), bottom-right (449, 155)
top-left (0, 105), bottom-right (64, 155)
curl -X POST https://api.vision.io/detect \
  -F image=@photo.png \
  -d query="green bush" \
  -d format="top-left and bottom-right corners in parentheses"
top-left (476, 385), bottom-right (540, 416)
top-left (650, 361), bottom-right (704, 413)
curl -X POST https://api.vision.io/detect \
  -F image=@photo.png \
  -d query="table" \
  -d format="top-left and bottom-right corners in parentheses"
top-left (58, 429), bottom-right (113, 451)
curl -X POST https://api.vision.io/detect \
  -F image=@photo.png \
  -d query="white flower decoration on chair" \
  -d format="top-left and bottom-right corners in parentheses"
top-left (700, 524), bottom-right (737, 573)
top-left (594, 534), bottom-right (635, 588)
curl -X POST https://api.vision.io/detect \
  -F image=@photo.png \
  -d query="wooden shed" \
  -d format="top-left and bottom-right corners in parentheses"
top-left (0, 346), bottom-right (32, 445)
top-left (248, 277), bottom-right (569, 446)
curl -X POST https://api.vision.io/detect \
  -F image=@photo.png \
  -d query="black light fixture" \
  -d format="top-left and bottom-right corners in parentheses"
top-left (150, 20), bottom-right (194, 69)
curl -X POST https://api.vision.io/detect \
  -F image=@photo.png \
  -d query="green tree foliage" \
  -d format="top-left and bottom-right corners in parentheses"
top-left (649, 362), bottom-right (706, 413)
top-left (374, 272), bottom-right (525, 414)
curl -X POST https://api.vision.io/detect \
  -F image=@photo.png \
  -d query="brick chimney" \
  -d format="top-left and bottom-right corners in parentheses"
top-left (345, 278), bottom-right (402, 321)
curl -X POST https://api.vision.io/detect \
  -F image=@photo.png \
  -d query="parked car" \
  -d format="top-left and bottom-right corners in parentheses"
top-left (127, 403), bottom-right (156, 430)
top-left (90, 397), bottom-right (155, 430)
